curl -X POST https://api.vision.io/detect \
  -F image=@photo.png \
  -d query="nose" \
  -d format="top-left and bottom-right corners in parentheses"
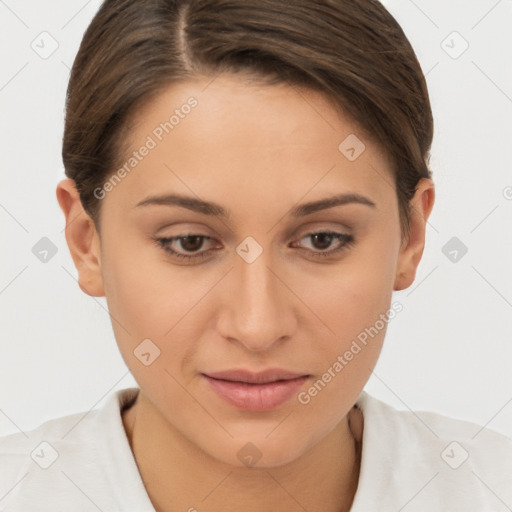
top-left (216, 248), bottom-right (297, 352)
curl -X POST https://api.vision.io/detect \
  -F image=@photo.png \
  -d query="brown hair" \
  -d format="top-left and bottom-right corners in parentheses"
top-left (62, 0), bottom-right (433, 239)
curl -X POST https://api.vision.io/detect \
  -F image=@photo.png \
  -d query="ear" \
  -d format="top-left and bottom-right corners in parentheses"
top-left (56, 178), bottom-right (105, 297)
top-left (394, 178), bottom-right (435, 291)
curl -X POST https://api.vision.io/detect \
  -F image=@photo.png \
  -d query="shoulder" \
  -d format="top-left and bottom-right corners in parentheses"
top-left (358, 391), bottom-right (512, 451)
top-left (351, 391), bottom-right (512, 511)
top-left (0, 387), bottom-right (151, 512)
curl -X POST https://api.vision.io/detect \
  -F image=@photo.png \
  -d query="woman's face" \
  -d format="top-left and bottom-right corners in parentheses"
top-left (83, 74), bottom-right (426, 467)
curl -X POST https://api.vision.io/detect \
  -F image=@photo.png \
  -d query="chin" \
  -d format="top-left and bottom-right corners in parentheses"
top-left (206, 433), bottom-right (313, 470)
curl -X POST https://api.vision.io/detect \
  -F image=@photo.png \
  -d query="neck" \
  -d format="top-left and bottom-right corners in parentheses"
top-left (122, 391), bottom-right (363, 512)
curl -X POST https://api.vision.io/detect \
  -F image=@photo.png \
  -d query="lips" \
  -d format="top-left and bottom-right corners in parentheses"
top-left (203, 368), bottom-right (308, 385)
top-left (201, 368), bottom-right (310, 411)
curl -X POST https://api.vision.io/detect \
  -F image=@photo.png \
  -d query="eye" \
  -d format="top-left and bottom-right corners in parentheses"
top-left (291, 230), bottom-right (354, 258)
top-left (153, 234), bottom-right (219, 261)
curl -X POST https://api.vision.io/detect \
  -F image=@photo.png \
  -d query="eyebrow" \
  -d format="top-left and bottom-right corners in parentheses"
top-left (135, 192), bottom-right (376, 218)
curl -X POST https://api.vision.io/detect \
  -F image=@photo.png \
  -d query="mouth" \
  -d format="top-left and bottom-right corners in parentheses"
top-left (203, 368), bottom-right (309, 384)
top-left (201, 369), bottom-right (310, 411)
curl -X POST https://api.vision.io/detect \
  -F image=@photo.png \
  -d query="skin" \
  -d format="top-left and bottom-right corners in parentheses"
top-left (57, 74), bottom-right (434, 512)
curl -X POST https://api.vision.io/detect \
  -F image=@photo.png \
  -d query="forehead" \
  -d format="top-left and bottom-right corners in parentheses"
top-left (109, 74), bottom-right (395, 214)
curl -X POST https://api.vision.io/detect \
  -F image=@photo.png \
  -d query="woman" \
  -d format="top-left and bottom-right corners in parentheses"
top-left (1, 0), bottom-right (510, 510)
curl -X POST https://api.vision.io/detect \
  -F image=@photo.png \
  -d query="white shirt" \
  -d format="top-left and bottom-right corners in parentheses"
top-left (1, 387), bottom-right (510, 511)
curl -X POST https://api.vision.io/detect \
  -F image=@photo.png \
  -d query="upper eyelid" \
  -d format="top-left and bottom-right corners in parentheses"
top-left (159, 223), bottom-right (351, 239)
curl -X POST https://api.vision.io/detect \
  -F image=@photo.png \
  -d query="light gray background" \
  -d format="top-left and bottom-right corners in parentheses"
top-left (1, 0), bottom-right (511, 438)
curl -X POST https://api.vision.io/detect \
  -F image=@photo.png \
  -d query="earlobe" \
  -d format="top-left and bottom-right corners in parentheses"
top-left (394, 178), bottom-right (435, 291)
top-left (56, 178), bottom-right (105, 297)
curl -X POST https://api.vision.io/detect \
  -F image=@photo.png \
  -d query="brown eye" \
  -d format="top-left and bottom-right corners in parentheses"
top-left (293, 231), bottom-right (354, 258)
top-left (153, 234), bottom-right (217, 262)
top-left (179, 235), bottom-right (205, 252)
top-left (310, 233), bottom-right (336, 250)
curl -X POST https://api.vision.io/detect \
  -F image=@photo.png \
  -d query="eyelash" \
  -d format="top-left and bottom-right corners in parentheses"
top-left (153, 231), bottom-right (354, 262)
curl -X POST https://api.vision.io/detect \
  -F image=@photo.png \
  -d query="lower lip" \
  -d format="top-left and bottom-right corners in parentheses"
top-left (202, 374), bottom-right (309, 411)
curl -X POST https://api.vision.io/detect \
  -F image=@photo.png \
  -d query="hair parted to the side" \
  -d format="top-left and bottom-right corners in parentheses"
top-left (62, 0), bottom-right (433, 240)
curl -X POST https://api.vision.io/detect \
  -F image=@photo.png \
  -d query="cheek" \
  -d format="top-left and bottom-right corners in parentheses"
top-left (100, 236), bottom-right (215, 375)
top-left (101, 232), bottom-right (185, 331)
top-left (296, 237), bottom-right (397, 339)
top-left (295, 257), bottom-right (396, 429)
top-left (99, 235), bottom-right (176, 363)
top-left (289, 229), bottom-right (399, 393)
top-left (341, 223), bottom-right (400, 319)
